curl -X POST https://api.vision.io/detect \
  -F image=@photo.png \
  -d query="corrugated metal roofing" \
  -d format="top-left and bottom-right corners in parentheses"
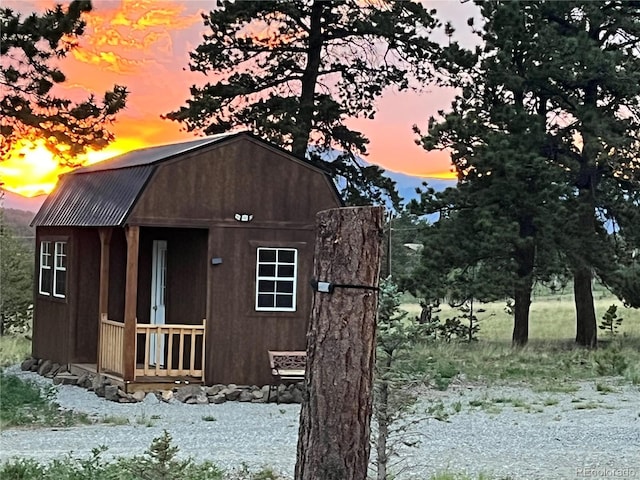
top-left (31, 166), bottom-right (153, 227)
top-left (72, 132), bottom-right (241, 174)
top-left (31, 132), bottom-right (245, 227)
top-left (31, 130), bottom-right (343, 227)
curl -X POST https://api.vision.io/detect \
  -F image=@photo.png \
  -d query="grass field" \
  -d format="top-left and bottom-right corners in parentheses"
top-left (401, 293), bottom-right (640, 342)
top-left (399, 293), bottom-right (640, 389)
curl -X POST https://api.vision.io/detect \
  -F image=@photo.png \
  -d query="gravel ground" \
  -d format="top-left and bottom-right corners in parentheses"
top-left (1, 366), bottom-right (639, 479)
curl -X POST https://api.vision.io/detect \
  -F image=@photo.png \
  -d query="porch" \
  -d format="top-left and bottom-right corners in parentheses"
top-left (71, 315), bottom-right (206, 393)
top-left (91, 226), bottom-right (207, 392)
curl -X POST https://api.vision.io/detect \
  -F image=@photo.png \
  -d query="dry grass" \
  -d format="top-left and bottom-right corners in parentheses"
top-left (401, 293), bottom-right (640, 342)
top-left (399, 292), bottom-right (640, 388)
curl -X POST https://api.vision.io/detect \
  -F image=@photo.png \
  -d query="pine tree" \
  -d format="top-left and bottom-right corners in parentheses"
top-left (1, 1), bottom-right (127, 163)
top-left (414, 1), bottom-right (640, 347)
top-left (166, 0), bottom-right (441, 205)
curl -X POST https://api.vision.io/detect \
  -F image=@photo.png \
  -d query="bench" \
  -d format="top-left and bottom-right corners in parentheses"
top-left (267, 350), bottom-right (306, 403)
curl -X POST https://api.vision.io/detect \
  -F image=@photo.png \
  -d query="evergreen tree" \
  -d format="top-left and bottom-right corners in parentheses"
top-left (412, 2), bottom-right (569, 346)
top-left (414, 1), bottom-right (640, 347)
top-left (531, 1), bottom-right (640, 346)
top-left (1, 1), bottom-right (127, 163)
top-left (0, 216), bottom-right (33, 335)
top-left (165, 0), bottom-right (441, 205)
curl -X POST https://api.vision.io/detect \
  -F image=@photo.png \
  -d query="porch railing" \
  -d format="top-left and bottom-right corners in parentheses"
top-left (99, 315), bottom-right (125, 376)
top-left (136, 320), bottom-right (206, 379)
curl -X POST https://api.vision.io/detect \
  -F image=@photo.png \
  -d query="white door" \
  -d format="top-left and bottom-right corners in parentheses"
top-left (150, 240), bottom-right (167, 367)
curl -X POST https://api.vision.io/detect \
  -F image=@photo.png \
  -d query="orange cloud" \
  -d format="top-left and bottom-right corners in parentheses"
top-left (2, 0), bottom-right (463, 197)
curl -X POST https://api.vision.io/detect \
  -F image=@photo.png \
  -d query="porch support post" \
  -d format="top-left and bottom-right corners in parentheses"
top-left (97, 228), bottom-right (113, 373)
top-left (123, 225), bottom-right (140, 382)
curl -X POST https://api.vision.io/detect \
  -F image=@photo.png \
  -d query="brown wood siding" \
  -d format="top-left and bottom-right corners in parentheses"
top-left (135, 227), bottom-right (207, 325)
top-left (129, 137), bottom-right (341, 226)
top-left (33, 137), bottom-right (341, 385)
top-left (72, 228), bottom-right (100, 363)
top-left (206, 226), bottom-right (314, 386)
top-left (32, 227), bottom-right (75, 364)
top-left (107, 229), bottom-right (127, 322)
top-left (128, 137), bottom-right (340, 385)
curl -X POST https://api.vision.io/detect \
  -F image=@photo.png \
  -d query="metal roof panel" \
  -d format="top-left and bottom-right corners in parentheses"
top-left (72, 132), bottom-right (241, 174)
top-left (31, 166), bottom-right (153, 227)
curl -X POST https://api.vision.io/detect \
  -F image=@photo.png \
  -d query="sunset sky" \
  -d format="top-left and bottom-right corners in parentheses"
top-left (1, 0), bottom-right (476, 197)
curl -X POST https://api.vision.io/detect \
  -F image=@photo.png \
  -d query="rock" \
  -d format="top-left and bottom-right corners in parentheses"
top-left (238, 390), bottom-right (253, 402)
top-left (143, 393), bottom-right (161, 405)
top-left (222, 386), bottom-right (242, 401)
top-left (104, 385), bottom-right (119, 402)
top-left (117, 389), bottom-right (136, 403)
top-left (52, 373), bottom-right (79, 386)
top-left (37, 359), bottom-right (53, 376)
top-left (205, 384), bottom-right (226, 396)
top-left (160, 390), bottom-right (174, 403)
top-left (261, 385), bottom-right (273, 401)
top-left (209, 393), bottom-right (226, 404)
top-left (278, 391), bottom-right (294, 404)
top-left (132, 391), bottom-right (146, 402)
top-left (45, 363), bottom-right (61, 378)
top-left (21, 358), bottom-right (37, 371)
top-left (252, 389), bottom-right (264, 400)
top-left (291, 387), bottom-right (304, 404)
top-left (175, 385), bottom-right (205, 403)
top-left (186, 393), bottom-right (209, 405)
top-left (77, 373), bottom-right (94, 389)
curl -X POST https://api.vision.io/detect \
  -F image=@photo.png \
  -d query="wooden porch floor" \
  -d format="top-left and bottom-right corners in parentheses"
top-left (70, 363), bottom-right (204, 393)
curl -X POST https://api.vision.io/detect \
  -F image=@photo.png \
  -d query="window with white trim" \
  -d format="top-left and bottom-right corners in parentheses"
top-left (38, 241), bottom-right (52, 295)
top-left (53, 241), bottom-right (67, 298)
top-left (255, 247), bottom-right (297, 311)
top-left (39, 240), bottom-right (67, 298)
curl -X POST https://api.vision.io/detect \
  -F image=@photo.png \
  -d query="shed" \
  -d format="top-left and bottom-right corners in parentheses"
top-left (31, 132), bottom-right (342, 391)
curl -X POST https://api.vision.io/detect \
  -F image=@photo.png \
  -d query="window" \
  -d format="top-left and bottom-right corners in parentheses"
top-left (38, 241), bottom-right (52, 295)
top-left (255, 247), bottom-right (297, 311)
top-left (53, 242), bottom-right (67, 298)
top-left (38, 240), bottom-right (67, 298)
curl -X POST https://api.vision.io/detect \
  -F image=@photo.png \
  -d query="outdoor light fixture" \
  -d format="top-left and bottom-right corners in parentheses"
top-left (234, 213), bottom-right (253, 222)
top-left (211, 257), bottom-right (223, 265)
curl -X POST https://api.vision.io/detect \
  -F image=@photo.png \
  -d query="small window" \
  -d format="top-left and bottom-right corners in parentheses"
top-left (38, 241), bottom-right (52, 296)
top-left (53, 242), bottom-right (67, 298)
top-left (39, 240), bottom-right (67, 299)
top-left (255, 247), bottom-right (297, 311)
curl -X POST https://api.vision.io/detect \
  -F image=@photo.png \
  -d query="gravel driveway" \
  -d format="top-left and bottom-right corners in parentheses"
top-left (1, 366), bottom-right (639, 479)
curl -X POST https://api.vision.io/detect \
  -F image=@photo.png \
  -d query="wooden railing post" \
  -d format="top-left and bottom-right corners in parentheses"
top-left (123, 225), bottom-right (139, 382)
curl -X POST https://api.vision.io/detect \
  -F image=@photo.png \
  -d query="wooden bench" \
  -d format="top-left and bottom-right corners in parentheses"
top-left (267, 350), bottom-right (306, 403)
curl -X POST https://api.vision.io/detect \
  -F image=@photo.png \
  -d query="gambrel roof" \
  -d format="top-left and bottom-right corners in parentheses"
top-left (32, 132), bottom-right (340, 227)
top-left (32, 133), bottom-right (239, 227)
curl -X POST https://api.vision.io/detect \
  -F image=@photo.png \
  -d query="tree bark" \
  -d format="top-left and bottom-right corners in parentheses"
top-left (292, 0), bottom-right (324, 158)
top-left (511, 219), bottom-right (535, 347)
top-left (375, 354), bottom-right (392, 480)
top-left (574, 266), bottom-right (597, 347)
top-left (512, 279), bottom-right (532, 347)
top-left (295, 206), bottom-right (384, 480)
top-left (573, 81), bottom-right (599, 348)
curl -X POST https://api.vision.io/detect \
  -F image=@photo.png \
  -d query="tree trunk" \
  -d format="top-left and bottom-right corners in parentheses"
top-left (295, 206), bottom-right (384, 480)
top-left (573, 81), bottom-right (599, 348)
top-left (574, 267), bottom-right (597, 347)
top-left (375, 354), bottom-right (392, 480)
top-left (512, 279), bottom-right (532, 347)
top-left (291, 0), bottom-right (323, 158)
top-left (511, 220), bottom-right (535, 347)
